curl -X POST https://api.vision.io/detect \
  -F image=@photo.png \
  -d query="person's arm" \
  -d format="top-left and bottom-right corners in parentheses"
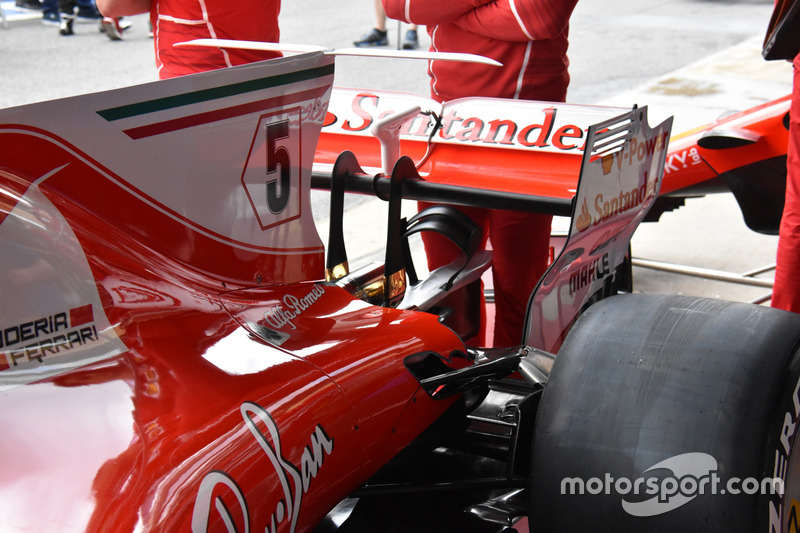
top-left (382, 0), bottom-right (491, 26)
top-left (454, 0), bottom-right (578, 41)
top-left (96, 0), bottom-right (151, 18)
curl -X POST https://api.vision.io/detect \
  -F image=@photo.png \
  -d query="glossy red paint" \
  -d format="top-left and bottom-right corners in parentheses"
top-left (0, 140), bottom-right (465, 532)
top-left (316, 89), bottom-right (601, 200)
top-left (1, 50), bottom-right (787, 533)
top-left (317, 88), bottom-right (791, 205)
top-left (316, 132), bottom-right (584, 200)
top-left (0, 53), bottom-right (468, 532)
top-left (661, 95), bottom-right (791, 195)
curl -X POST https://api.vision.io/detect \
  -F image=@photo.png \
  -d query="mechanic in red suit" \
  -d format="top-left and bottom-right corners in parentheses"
top-left (96, 0), bottom-right (280, 79)
top-left (772, 50), bottom-right (800, 313)
top-left (383, 0), bottom-right (579, 346)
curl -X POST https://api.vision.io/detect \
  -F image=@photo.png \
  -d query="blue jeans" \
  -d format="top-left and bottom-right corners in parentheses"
top-left (58, 0), bottom-right (97, 16)
top-left (41, 0), bottom-right (57, 14)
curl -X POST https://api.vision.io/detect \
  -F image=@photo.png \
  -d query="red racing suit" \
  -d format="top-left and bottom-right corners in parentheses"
top-left (383, 0), bottom-right (577, 102)
top-left (772, 53), bottom-right (800, 312)
top-left (150, 0), bottom-right (281, 79)
top-left (383, 0), bottom-right (577, 346)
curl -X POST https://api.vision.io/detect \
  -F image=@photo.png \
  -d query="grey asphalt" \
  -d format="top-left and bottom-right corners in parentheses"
top-left (0, 0), bottom-right (791, 304)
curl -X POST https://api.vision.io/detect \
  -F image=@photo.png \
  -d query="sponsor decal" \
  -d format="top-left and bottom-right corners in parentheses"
top-left (561, 452), bottom-right (782, 518)
top-left (324, 91), bottom-right (602, 154)
top-left (242, 107), bottom-right (304, 231)
top-left (575, 132), bottom-right (669, 233)
top-left (193, 401), bottom-right (334, 533)
top-left (0, 304), bottom-right (101, 371)
top-left (789, 499), bottom-right (800, 533)
top-left (664, 146), bottom-right (703, 175)
top-left (575, 178), bottom-right (660, 232)
top-left (263, 285), bottom-right (326, 333)
top-left (600, 132), bottom-right (670, 175)
top-left (568, 253), bottom-right (610, 296)
top-left (769, 373), bottom-right (800, 531)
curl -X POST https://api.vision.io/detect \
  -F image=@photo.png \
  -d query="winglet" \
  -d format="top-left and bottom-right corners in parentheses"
top-left (175, 39), bottom-right (503, 67)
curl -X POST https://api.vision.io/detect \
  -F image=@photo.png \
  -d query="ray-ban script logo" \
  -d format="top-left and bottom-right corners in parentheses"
top-left (192, 402), bottom-right (334, 532)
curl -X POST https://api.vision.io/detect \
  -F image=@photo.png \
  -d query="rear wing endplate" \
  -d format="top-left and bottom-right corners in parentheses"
top-left (524, 106), bottom-right (673, 353)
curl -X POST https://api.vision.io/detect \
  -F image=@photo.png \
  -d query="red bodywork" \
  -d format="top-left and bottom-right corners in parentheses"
top-left (662, 95), bottom-right (790, 195)
top-left (0, 54), bottom-right (467, 532)
top-left (0, 51), bottom-right (782, 532)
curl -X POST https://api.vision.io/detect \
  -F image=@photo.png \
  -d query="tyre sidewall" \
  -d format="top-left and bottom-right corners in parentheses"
top-left (530, 295), bottom-right (800, 532)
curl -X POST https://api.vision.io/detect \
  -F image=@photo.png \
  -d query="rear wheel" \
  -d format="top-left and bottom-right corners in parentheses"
top-left (529, 294), bottom-right (800, 532)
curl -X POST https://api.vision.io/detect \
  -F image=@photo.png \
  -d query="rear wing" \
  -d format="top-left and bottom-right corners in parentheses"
top-left (315, 91), bottom-right (672, 353)
top-left (315, 88), bottom-right (630, 210)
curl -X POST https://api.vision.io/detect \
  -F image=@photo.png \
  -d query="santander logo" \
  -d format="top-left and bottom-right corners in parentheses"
top-left (322, 90), bottom-right (605, 155)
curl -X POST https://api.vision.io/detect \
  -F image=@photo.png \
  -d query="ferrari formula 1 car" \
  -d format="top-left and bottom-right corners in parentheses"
top-left (1, 48), bottom-right (799, 533)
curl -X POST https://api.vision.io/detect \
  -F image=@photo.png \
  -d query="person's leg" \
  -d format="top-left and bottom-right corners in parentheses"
top-left (74, 0), bottom-right (98, 18)
top-left (402, 23), bottom-right (419, 50)
top-left (773, 56), bottom-right (800, 312)
top-left (102, 15), bottom-right (125, 39)
top-left (373, 0), bottom-right (385, 32)
top-left (41, 0), bottom-right (59, 24)
top-left (58, 0), bottom-right (75, 34)
top-left (354, 0), bottom-right (388, 46)
top-left (489, 211), bottom-right (552, 347)
top-left (15, 0), bottom-right (42, 11)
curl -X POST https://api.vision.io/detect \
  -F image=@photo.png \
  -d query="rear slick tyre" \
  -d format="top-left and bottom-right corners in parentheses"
top-left (529, 294), bottom-right (800, 532)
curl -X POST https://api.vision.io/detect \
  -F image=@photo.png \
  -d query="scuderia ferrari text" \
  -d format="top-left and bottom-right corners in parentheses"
top-left (0, 304), bottom-right (99, 370)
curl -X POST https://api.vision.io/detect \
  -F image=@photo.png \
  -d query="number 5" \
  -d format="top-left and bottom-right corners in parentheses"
top-left (266, 120), bottom-right (291, 214)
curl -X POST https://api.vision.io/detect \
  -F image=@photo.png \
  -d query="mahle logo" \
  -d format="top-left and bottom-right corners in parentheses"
top-left (561, 452), bottom-right (783, 517)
